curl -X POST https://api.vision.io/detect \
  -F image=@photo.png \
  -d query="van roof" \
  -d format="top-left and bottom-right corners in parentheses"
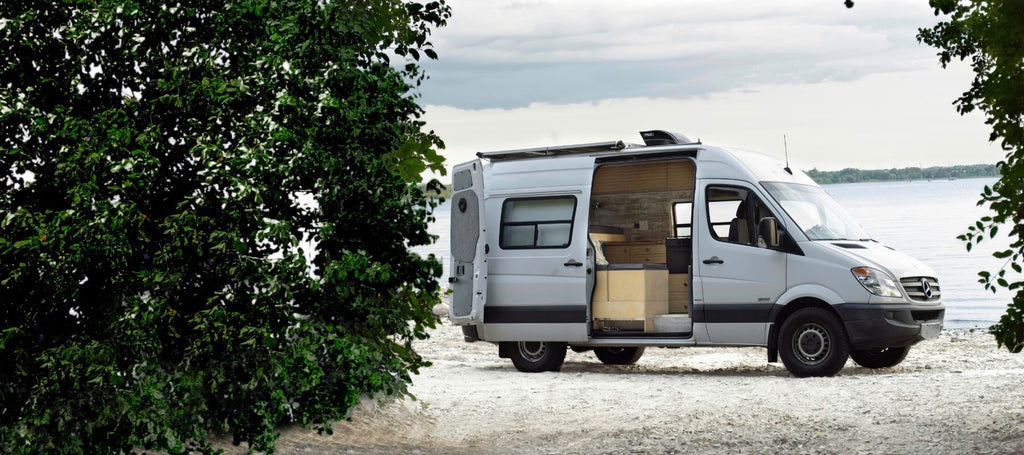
top-left (476, 140), bottom-right (633, 160)
top-left (475, 130), bottom-right (817, 186)
top-left (701, 146), bottom-right (817, 186)
top-left (476, 129), bottom-right (703, 161)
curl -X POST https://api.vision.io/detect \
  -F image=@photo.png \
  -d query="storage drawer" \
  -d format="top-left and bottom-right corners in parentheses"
top-left (629, 243), bottom-right (666, 263)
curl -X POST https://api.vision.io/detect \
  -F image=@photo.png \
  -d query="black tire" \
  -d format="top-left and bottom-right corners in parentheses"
top-left (778, 308), bottom-right (850, 377)
top-left (594, 347), bottom-right (645, 365)
top-left (850, 346), bottom-right (910, 369)
top-left (507, 341), bottom-right (567, 372)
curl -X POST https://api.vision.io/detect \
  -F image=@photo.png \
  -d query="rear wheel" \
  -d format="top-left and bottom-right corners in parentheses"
top-left (779, 308), bottom-right (850, 377)
top-left (850, 346), bottom-right (910, 369)
top-left (507, 341), bottom-right (567, 372)
top-left (594, 347), bottom-right (645, 365)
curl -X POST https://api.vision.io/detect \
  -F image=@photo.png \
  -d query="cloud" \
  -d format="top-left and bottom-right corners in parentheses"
top-left (422, 67), bottom-right (1003, 174)
top-left (417, 0), bottom-right (947, 109)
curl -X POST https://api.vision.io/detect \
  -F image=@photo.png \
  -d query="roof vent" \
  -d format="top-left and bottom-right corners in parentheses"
top-left (640, 130), bottom-right (693, 146)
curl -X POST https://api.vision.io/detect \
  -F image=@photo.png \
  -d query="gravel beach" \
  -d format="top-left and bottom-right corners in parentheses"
top-left (227, 324), bottom-right (1024, 454)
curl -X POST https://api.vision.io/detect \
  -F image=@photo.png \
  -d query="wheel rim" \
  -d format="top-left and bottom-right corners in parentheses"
top-left (792, 322), bottom-right (830, 365)
top-left (518, 342), bottom-right (546, 362)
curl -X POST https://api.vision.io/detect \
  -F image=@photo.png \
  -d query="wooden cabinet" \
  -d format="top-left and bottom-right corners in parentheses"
top-left (629, 242), bottom-right (666, 264)
top-left (592, 268), bottom-right (669, 332)
top-left (602, 241), bottom-right (665, 265)
top-left (669, 274), bottom-right (690, 314)
top-left (602, 244), bottom-right (632, 263)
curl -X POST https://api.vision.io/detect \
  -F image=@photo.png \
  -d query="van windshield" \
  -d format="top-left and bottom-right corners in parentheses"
top-left (762, 182), bottom-right (871, 241)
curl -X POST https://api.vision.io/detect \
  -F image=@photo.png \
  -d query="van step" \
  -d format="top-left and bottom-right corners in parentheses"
top-left (653, 314), bottom-right (692, 333)
top-left (592, 330), bottom-right (692, 339)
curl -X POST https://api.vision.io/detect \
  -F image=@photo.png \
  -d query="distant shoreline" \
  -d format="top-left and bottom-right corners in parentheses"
top-left (807, 163), bottom-right (998, 184)
top-left (425, 164), bottom-right (999, 192)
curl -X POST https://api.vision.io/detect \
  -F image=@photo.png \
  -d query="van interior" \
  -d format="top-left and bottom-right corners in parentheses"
top-left (588, 159), bottom-right (695, 337)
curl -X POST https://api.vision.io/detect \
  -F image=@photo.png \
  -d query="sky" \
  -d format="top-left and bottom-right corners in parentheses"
top-left (413, 0), bottom-right (1006, 175)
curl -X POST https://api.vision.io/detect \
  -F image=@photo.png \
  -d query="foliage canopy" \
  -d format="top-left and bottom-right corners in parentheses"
top-left (918, 0), bottom-right (1024, 352)
top-left (0, 0), bottom-right (449, 452)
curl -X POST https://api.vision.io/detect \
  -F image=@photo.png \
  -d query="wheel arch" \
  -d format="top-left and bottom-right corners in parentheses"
top-left (767, 297), bottom-right (845, 363)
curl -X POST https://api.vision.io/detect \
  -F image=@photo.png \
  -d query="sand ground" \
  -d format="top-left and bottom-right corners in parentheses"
top-left (227, 324), bottom-right (1024, 454)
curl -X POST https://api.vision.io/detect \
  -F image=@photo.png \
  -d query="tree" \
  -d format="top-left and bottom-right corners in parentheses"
top-left (918, 0), bottom-right (1024, 352)
top-left (0, 0), bottom-right (449, 453)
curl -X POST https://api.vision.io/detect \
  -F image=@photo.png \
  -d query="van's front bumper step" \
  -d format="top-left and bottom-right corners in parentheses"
top-left (837, 303), bottom-right (945, 350)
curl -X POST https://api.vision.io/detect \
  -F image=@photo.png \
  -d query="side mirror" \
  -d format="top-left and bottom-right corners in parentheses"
top-left (758, 217), bottom-right (781, 249)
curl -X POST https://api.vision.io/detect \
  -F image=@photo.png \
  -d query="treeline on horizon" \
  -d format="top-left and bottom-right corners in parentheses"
top-left (421, 163), bottom-right (999, 194)
top-left (806, 163), bottom-right (999, 184)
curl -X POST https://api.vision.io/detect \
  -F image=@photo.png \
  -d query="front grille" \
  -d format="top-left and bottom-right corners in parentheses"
top-left (900, 276), bottom-right (941, 303)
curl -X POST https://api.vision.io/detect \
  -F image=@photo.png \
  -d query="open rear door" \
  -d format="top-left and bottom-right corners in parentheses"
top-left (449, 160), bottom-right (487, 324)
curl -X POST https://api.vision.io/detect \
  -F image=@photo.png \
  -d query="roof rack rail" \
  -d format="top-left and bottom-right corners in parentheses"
top-left (477, 140), bottom-right (628, 161)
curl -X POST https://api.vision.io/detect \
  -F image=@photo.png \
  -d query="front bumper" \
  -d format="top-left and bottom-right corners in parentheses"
top-left (836, 303), bottom-right (945, 350)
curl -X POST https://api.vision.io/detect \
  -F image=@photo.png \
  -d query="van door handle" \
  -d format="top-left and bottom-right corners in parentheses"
top-left (564, 259), bottom-right (584, 267)
top-left (702, 256), bottom-right (724, 265)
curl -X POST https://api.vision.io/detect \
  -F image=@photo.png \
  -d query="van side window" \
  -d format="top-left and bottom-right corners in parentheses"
top-left (500, 196), bottom-right (577, 249)
top-left (673, 202), bottom-right (692, 237)
top-left (707, 187), bottom-right (745, 241)
top-left (706, 186), bottom-right (778, 247)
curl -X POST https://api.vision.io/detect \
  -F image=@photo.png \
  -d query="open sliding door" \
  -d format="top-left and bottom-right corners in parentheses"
top-left (481, 156), bottom-right (595, 342)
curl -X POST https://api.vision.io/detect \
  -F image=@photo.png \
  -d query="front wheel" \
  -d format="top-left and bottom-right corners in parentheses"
top-left (779, 308), bottom-right (850, 377)
top-left (594, 347), bottom-right (645, 365)
top-left (506, 341), bottom-right (567, 372)
top-left (850, 346), bottom-right (910, 369)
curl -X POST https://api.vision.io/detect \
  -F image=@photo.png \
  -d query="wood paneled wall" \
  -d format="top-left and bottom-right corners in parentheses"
top-left (589, 159), bottom-right (695, 242)
top-left (592, 160), bottom-right (695, 195)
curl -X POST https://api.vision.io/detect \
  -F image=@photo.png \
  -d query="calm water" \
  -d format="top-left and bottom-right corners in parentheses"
top-left (414, 177), bottom-right (1010, 329)
top-left (827, 178), bottom-right (1011, 329)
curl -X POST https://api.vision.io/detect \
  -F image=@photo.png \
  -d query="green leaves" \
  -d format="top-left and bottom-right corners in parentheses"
top-left (920, 0), bottom-right (1024, 353)
top-left (1, 0), bottom-right (450, 453)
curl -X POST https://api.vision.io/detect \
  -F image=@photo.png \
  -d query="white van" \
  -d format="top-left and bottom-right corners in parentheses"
top-left (447, 130), bottom-right (944, 377)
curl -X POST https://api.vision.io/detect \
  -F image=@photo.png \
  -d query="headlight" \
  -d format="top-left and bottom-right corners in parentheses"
top-left (851, 267), bottom-right (903, 298)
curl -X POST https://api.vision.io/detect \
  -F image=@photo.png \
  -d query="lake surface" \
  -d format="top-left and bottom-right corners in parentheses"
top-left (826, 178), bottom-right (1011, 329)
top-left (414, 177), bottom-right (1010, 329)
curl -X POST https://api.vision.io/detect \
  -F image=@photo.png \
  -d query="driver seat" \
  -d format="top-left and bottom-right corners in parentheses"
top-left (728, 201), bottom-right (749, 244)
